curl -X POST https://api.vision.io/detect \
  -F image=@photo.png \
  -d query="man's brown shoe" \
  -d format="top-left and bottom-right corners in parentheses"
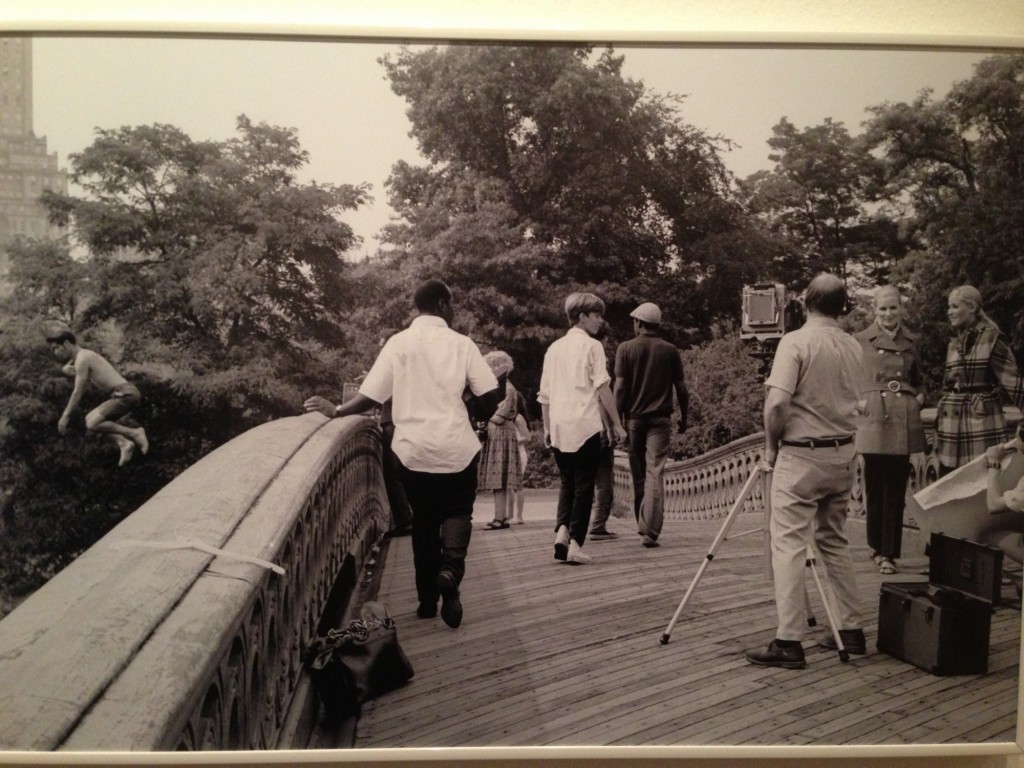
top-left (744, 640), bottom-right (806, 669)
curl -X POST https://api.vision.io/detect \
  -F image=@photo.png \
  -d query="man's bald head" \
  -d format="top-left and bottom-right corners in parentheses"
top-left (803, 273), bottom-right (848, 318)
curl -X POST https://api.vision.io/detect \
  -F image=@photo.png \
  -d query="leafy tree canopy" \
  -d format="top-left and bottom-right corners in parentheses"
top-left (740, 117), bottom-right (907, 291)
top-left (0, 116), bottom-right (371, 608)
top-left (40, 115), bottom-right (371, 422)
top-left (375, 45), bottom-right (768, 389)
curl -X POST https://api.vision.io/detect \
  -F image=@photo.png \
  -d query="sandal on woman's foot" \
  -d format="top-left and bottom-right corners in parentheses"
top-left (879, 557), bottom-right (896, 575)
top-left (510, 519), bottom-right (525, 525)
top-left (484, 519), bottom-right (506, 530)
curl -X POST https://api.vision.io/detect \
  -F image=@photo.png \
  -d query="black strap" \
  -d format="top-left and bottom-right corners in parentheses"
top-left (780, 436), bottom-right (854, 449)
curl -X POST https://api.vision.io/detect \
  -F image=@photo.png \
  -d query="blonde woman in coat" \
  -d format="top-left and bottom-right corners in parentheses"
top-left (854, 286), bottom-right (926, 575)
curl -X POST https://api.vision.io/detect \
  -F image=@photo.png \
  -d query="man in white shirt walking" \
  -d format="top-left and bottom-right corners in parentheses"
top-left (305, 279), bottom-right (502, 628)
top-left (538, 292), bottom-right (627, 565)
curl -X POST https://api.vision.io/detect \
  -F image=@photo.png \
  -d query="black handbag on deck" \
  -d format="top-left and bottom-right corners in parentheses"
top-left (304, 604), bottom-right (414, 719)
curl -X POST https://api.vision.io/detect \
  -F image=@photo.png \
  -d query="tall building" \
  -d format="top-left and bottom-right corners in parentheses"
top-left (0, 37), bottom-right (68, 276)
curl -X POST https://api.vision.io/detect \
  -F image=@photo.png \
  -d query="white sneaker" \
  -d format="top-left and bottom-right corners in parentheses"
top-left (554, 525), bottom-right (570, 561)
top-left (566, 539), bottom-right (591, 564)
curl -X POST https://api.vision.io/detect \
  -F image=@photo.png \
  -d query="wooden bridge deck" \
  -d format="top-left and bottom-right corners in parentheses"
top-left (351, 492), bottom-right (1022, 749)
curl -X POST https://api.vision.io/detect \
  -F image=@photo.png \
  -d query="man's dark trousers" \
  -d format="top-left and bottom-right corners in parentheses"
top-left (627, 414), bottom-right (671, 542)
top-left (400, 456), bottom-right (478, 606)
top-left (553, 432), bottom-right (602, 545)
top-left (382, 421), bottom-right (414, 531)
top-left (589, 435), bottom-right (615, 533)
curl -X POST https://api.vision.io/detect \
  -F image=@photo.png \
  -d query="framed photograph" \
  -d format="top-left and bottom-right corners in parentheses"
top-left (1, 3), bottom-right (1023, 768)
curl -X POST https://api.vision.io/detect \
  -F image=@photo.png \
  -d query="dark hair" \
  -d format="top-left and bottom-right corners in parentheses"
top-left (414, 279), bottom-right (452, 313)
top-left (45, 330), bottom-right (76, 345)
top-left (803, 274), bottom-right (848, 319)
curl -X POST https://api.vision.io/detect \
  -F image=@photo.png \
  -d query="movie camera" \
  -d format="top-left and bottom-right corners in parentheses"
top-left (740, 283), bottom-right (806, 380)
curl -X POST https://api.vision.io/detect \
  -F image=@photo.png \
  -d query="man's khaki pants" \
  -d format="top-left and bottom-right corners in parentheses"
top-left (770, 445), bottom-right (862, 641)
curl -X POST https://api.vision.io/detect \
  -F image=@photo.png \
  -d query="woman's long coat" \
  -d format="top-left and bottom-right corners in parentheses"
top-left (936, 320), bottom-right (1024, 469)
top-left (854, 322), bottom-right (927, 455)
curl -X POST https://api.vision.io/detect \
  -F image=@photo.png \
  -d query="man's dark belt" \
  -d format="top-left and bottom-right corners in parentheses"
top-left (862, 381), bottom-right (917, 395)
top-left (780, 436), bottom-right (854, 449)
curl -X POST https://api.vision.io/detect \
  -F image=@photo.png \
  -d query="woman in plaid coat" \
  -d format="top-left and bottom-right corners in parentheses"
top-left (936, 285), bottom-right (1024, 475)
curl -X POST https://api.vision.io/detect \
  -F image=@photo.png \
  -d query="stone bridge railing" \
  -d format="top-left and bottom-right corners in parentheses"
top-left (610, 433), bottom-right (769, 522)
top-left (0, 413), bottom-right (387, 751)
top-left (612, 407), bottom-right (1021, 528)
top-left (610, 431), bottom-right (884, 524)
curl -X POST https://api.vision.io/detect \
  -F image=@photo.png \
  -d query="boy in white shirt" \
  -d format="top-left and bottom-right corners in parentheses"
top-left (538, 293), bottom-right (626, 564)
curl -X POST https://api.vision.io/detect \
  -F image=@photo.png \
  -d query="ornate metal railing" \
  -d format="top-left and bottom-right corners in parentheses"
top-left (611, 435), bottom-right (921, 523)
top-left (610, 434), bottom-right (768, 521)
top-left (0, 414), bottom-right (387, 751)
top-left (612, 407), bottom-right (1021, 526)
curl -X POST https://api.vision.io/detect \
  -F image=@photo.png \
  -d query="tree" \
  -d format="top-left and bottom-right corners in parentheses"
top-left (42, 116), bottom-right (371, 431)
top-left (376, 45), bottom-right (762, 389)
top-left (0, 117), bottom-right (371, 611)
top-left (740, 117), bottom-right (907, 291)
top-left (674, 331), bottom-right (764, 459)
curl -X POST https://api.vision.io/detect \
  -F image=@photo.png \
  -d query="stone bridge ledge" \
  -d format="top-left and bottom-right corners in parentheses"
top-left (0, 413), bottom-right (388, 751)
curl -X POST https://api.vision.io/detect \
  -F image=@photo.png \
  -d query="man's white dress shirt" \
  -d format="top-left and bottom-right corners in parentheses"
top-left (360, 315), bottom-right (498, 473)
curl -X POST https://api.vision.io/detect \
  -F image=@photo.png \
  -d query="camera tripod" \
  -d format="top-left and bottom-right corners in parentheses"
top-left (658, 463), bottom-right (850, 663)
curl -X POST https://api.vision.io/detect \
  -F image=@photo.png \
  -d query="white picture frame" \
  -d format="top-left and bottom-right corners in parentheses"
top-left (2, 3), bottom-right (1023, 768)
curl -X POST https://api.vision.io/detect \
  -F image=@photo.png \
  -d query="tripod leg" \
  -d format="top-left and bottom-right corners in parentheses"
top-left (761, 465), bottom-right (773, 581)
top-left (661, 466), bottom-right (762, 645)
top-left (805, 545), bottom-right (849, 662)
top-left (660, 557), bottom-right (714, 645)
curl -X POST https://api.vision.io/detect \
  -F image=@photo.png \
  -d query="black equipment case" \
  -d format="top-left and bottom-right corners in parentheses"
top-left (876, 533), bottom-right (1003, 675)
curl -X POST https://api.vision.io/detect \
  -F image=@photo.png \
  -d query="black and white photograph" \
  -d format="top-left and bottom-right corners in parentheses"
top-left (1, 5), bottom-right (1024, 762)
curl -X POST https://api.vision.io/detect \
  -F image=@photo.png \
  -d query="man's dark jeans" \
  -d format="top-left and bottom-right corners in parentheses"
top-left (553, 432), bottom-right (602, 545)
top-left (589, 437), bottom-right (615, 533)
top-left (399, 456), bottom-right (478, 606)
top-left (381, 421), bottom-right (413, 531)
top-left (627, 414), bottom-right (671, 541)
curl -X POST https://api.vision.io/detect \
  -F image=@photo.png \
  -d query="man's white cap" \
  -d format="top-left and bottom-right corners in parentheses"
top-left (630, 302), bottom-right (662, 325)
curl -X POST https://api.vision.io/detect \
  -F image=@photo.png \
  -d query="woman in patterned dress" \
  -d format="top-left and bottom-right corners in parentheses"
top-left (936, 285), bottom-right (1024, 476)
top-left (478, 351), bottom-right (522, 529)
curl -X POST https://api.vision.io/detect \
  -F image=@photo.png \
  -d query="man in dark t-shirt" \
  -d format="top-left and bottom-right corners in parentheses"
top-left (614, 303), bottom-right (688, 548)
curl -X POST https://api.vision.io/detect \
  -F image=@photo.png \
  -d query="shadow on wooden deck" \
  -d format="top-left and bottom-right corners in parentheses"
top-left (350, 491), bottom-right (1022, 749)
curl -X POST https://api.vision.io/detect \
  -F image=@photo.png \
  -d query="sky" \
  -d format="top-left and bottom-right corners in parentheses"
top-left (27, 36), bottom-right (990, 257)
